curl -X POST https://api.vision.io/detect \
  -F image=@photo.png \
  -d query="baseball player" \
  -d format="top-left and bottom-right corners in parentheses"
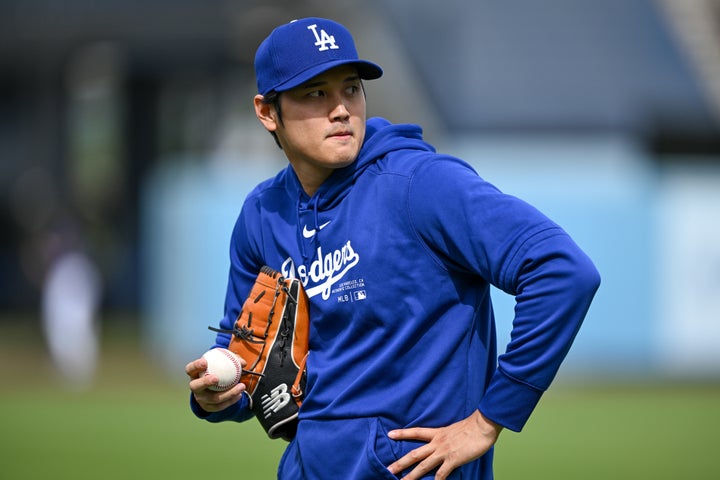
top-left (185, 17), bottom-right (600, 479)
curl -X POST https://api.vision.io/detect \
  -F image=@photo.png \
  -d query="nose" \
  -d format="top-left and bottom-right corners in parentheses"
top-left (329, 96), bottom-right (350, 122)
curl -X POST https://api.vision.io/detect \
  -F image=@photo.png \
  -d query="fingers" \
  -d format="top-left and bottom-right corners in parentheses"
top-left (193, 382), bottom-right (246, 413)
top-left (386, 411), bottom-right (501, 479)
top-left (186, 355), bottom-right (245, 413)
top-left (184, 357), bottom-right (207, 379)
top-left (388, 427), bottom-right (434, 442)
top-left (186, 357), bottom-right (213, 393)
top-left (188, 370), bottom-right (218, 393)
top-left (386, 427), bottom-right (441, 477)
top-left (387, 428), bottom-right (443, 478)
top-left (387, 443), bottom-right (439, 479)
top-left (185, 353), bottom-right (248, 377)
top-left (387, 443), bottom-right (464, 480)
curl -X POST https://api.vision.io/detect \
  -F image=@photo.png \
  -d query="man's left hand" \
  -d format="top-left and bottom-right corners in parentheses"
top-left (386, 409), bottom-right (503, 479)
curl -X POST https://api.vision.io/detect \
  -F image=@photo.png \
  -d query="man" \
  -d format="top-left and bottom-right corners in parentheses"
top-left (185, 17), bottom-right (600, 479)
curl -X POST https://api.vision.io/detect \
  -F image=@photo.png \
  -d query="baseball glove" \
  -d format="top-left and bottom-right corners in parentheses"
top-left (209, 266), bottom-right (309, 440)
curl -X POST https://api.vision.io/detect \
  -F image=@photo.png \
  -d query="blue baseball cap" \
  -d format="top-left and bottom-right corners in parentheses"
top-left (255, 17), bottom-right (383, 96)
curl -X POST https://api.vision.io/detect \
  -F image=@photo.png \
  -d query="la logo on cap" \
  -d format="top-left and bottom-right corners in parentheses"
top-left (307, 24), bottom-right (340, 51)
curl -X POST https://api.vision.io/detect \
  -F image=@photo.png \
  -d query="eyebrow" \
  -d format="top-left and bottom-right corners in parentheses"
top-left (300, 75), bottom-right (361, 90)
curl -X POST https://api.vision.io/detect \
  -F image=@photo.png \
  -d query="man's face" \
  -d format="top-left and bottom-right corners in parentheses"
top-left (261, 65), bottom-right (367, 193)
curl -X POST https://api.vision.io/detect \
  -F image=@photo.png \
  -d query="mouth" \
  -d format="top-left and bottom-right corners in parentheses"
top-left (327, 129), bottom-right (353, 140)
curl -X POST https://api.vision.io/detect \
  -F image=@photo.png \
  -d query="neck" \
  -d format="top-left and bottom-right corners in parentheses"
top-left (291, 164), bottom-right (333, 198)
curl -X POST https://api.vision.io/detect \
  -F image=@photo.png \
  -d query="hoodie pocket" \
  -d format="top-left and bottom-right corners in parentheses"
top-left (365, 417), bottom-right (402, 479)
top-left (365, 418), bottom-right (466, 480)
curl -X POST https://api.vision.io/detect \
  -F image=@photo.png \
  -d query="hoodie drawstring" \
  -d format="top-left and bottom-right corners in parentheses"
top-left (296, 193), bottom-right (307, 261)
top-left (297, 192), bottom-right (322, 263)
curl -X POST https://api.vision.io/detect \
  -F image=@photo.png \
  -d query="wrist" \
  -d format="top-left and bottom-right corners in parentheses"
top-left (476, 409), bottom-right (503, 440)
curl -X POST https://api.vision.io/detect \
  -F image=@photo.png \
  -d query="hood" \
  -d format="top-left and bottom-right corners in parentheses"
top-left (287, 117), bottom-right (436, 211)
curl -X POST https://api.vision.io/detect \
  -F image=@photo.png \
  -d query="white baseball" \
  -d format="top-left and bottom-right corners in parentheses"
top-left (201, 348), bottom-right (243, 391)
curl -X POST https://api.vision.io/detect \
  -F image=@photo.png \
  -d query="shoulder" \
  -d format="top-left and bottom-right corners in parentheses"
top-left (382, 151), bottom-right (485, 192)
top-left (242, 168), bottom-right (293, 210)
top-left (373, 149), bottom-right (478, 179)
top-left (246, 170), bottom-right (286, 200)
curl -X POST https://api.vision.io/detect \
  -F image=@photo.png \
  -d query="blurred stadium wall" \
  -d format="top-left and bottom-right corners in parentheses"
top-left (2, 0), bottom-right (719, 381)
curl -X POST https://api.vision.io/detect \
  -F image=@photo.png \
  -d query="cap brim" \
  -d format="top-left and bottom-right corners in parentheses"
top-left (272, 59), bottom-right (383, 93)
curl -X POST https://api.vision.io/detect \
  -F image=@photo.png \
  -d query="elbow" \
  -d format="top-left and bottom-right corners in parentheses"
top-left (572, 250), bottom-right (601, 301)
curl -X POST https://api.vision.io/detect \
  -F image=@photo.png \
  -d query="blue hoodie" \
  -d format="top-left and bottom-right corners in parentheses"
top-left (192, 117), bottom-right (600, 479)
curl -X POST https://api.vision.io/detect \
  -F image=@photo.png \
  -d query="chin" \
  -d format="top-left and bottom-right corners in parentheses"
top-left (336, 152), bottom-right (360, 167)
top-left (324, 147), bottom-right (360, 168)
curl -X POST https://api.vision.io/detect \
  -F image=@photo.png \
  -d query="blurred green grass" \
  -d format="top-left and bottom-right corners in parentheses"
top-left (495, 383), bottom-right (720, 478)
top-left (1, 315), bottom-right (719, 479)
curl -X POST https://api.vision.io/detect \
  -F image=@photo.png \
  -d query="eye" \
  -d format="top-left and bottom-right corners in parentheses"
top-left (346, 85), bottom-right (360, 95)
top-left (306, 90), bottom-right (325, 98)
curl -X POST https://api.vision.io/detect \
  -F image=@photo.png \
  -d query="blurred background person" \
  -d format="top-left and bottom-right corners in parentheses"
top-left (41, 212), bottom-right (103, 389)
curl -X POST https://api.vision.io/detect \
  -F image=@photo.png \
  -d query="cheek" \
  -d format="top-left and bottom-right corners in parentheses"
top-left (286, 127), bottom-right (321, 155)
top-left (352, 116), bottom-right (366, 142)
top-left (277, 120), bottom-right (317, 148)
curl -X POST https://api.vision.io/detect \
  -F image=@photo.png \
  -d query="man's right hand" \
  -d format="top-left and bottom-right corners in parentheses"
top-left (185, 357), bottom-right (246, 413)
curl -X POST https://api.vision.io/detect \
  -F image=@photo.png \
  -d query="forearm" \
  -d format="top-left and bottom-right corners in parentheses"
top-left (482, 233), bottom-right (601, 431)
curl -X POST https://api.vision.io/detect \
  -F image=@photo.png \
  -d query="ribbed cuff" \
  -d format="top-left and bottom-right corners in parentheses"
top-left (478, 370), bottom-right (544, 432)
top-left (189, 392), bottom-right (251, 423)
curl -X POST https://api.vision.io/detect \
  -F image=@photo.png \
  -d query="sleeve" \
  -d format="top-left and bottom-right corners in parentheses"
top-left (213, 197), bottom-right (266, 348)
top-left (408, 155), bottom-right (600, 432)
top-left (189, 196), bottom-right (265, 423)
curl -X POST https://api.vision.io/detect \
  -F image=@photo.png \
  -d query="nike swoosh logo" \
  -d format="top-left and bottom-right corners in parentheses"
top-left (302, 221), bottom-right (331, 239)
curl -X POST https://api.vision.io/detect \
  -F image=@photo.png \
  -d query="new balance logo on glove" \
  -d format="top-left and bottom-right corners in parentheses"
top-left (262, 383), bottom-right (292, 418)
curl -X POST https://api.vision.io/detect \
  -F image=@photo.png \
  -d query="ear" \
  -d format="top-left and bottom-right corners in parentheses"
top-left (254, 94), bottom-right (278, 133)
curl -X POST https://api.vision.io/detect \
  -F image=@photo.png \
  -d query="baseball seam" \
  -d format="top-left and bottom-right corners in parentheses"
top-left (219, 349), bottom-right (243, 387)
